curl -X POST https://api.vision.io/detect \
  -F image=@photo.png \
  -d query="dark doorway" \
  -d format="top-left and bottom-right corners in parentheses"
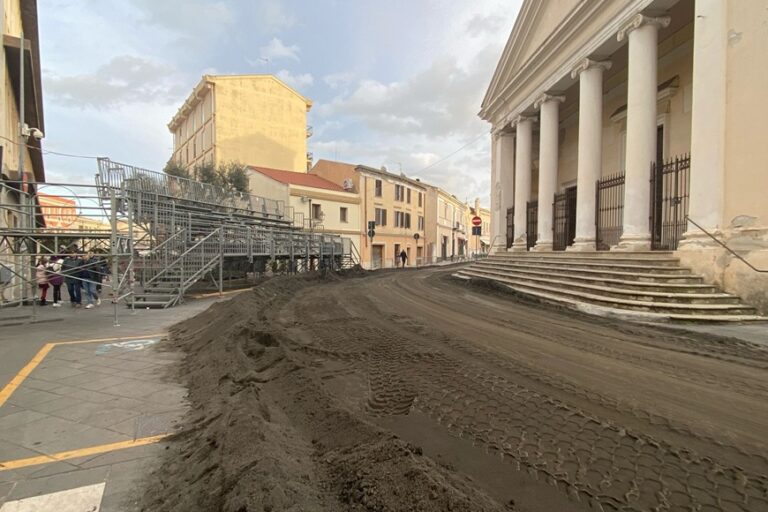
top-left (506, 207), bottom-right (514, 249)
top-left (553, 186), bottom-right (577, 251)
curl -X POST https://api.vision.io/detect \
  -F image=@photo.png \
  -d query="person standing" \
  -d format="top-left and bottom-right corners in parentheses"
top-left (399, 249), bottom-right (408, 268)
top-left (82, 253), bottom-right (100, 309)
top-left (47, 256), bottom-right (64, 307)
top-left (35, 257), bottom-right (49, 306)
top-left (61, 248), bottom-right (83, 308)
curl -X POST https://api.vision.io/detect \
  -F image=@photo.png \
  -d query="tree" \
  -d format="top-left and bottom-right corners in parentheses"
top-left (193, 162), bottom-right (224, 188)
top-left (220, 161), bottom-right (249, 193)
top-left (163, 161), bottom-right (190, 179)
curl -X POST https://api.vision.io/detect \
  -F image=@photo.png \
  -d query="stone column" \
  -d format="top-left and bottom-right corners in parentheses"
top-left (681, 0), bottom-right (726, 246)
top-left (616, 14), bottom-right (670, 250)
top-left (533, 94), bottom-right (565, 251)
top-left (499, 131), bottom-right (516, 250)
top-left (512, 116), bottom-right (534, 251)
top-left (490, 131), bottom-right (504, 251)
top-left (569, 59), bottom-right (611, 251)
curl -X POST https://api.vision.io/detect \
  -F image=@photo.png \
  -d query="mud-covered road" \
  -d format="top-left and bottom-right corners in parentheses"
top-left (141, 267), bottom-right (768, 512)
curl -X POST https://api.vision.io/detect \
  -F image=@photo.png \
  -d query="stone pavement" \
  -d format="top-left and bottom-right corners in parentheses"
top-left (0, 293), bottom-right (241, 511)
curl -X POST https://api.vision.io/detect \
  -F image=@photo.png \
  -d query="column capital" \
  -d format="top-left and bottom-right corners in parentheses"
top-left (515, 115), bottom-right (537, 127)
top-left (617, 13), bottom-right (670, 42)
top-left (570, 58), bottom-right (612, 79)
top-left (534, 93), bottom-right (566, 110)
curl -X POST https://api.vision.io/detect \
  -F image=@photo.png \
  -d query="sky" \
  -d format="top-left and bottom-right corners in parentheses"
top-left (38, 0), bottom-right (523, 207)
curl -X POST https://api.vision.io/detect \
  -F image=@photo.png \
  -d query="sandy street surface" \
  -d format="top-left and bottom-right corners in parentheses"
top-left (139, 267), bottom-right (768, 512)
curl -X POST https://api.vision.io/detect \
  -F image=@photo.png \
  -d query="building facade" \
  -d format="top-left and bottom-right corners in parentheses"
top-left (466, 199), bottom-right (491, 256)
top-left (248, 166), bottom-right (362, 253)
top-left (482, 0), bottom-right (768, 311)
top-left (310, 160), bottom-right (427, 269)
top-left (424, 186), bottom-right (469, 262)
top-left (168, 75), bottom-right (312, 172)
top-left (0, 0), bottom-right (45, 303)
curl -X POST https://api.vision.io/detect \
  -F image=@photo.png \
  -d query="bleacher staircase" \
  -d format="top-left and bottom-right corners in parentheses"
top-left (455, 251), bottom-right (764, 321)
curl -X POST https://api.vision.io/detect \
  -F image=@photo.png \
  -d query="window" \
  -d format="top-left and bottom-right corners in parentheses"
top-left (340, 207), bottom-right (348, 223)
top-left (375, 180), bottom-right (382, 197)
top-left (418, 216), bottom-right (424, 230)
top-left (406, 188), bottom-right (411, 204)
top-left (418, 192), bottom-right (422, 207)
top-left (312, 204), bottom-right (322, 220)
top-left (375, 208), bottom-right (387, 226)
top-left (394, 211), bottom-right (401, 227)
top-left (404, 213), bottom-right (411, 229)
top-left (395, 184), bottom-right (404, 201)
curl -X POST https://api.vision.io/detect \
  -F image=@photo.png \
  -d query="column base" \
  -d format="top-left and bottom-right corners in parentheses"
top-left (566, 238), bottom-right (596, 252)
top-left (531, 240), bottom-right (553, 252)
top-left (613, 233), bottom-right (652, 251)
top-left (511, 240), bottom-right (529, 252)
top-left (677, 229), bottom-right (723, 251)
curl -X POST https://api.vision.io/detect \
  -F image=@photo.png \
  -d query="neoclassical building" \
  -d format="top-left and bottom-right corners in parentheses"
top-left (482, 0), bottom-right (768, 311)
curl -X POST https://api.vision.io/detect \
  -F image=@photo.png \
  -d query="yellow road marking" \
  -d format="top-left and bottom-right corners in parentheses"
top-left (0, 333), bottom-right (165, 408)
top-left (0, 434), bottom-right (170, 471)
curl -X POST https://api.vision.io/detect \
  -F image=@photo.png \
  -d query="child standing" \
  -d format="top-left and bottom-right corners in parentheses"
top-left (47, 257), bottom-right (64, 307)
top-left (35, 257), bottom-right (49, 306)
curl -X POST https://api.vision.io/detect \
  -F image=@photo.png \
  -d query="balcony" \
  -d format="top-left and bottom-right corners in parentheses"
top-left (306, 125), bottom-right (313, 138)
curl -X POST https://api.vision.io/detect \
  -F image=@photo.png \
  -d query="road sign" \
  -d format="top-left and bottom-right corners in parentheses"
top-left (368, 220), bottom-right (376, 230)
top-left (368, 229), bottom-right (375, 239)
top-left (413, 233), bottom-right (420, 240)
top-left (471, 216), bottom-right (482, 226)
top-left (472, 226), bottom-right (482, 236)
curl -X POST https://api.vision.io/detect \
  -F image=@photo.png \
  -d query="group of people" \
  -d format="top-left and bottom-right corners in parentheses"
top-left (35, 246), bottom-right (108, 309)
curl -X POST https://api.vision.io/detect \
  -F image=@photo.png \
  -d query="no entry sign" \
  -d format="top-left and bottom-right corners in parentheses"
top-left (471, 216), bottom-right (482, 226)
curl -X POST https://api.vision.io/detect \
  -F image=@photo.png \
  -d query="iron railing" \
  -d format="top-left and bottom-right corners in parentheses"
top-left (526, 200), bottom-right (538, 250)
top-left (506, 207), bottom-right (514, 249)
top-left (553, 187), bottom-right (577, 251)
top-left (596, 172), bottom-right (625, 250)
top-left (650, 154), bottom-right (690, 250)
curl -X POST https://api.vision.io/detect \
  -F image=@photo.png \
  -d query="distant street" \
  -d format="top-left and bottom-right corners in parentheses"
top-left (143, 266), bottom-right (768, 512)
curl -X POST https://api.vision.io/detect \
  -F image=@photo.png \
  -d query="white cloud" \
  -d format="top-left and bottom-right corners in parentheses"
top-left (276, 69), bottom-right (314, 90)
top-left (259, 38), bottom-right (300, 62)
top-left (322, 71), bottom-right (355, 89)
top-left (44, 55), bottom-right (186, 109)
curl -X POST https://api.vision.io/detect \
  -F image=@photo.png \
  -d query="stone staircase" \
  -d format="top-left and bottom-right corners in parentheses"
top-left (455, 251), bottom-right (764, 321)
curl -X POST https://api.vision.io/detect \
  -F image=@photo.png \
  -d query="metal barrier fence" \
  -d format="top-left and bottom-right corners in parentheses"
top-left (553, 187), bottom-right (577, 251)
top-left (526, 200), bottom-right (538, 250)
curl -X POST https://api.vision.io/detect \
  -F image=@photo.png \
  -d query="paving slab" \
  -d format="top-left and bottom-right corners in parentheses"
top-left (0, 295), bottom-right (227, 510)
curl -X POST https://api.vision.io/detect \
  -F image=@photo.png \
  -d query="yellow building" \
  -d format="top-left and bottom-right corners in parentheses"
top-left (1, 0), bottom-right (45, 303)
top-left (311, 160), bottom-right (427, 269)
top-left (424, 186), bottom-right (469, 263)
top-left (248, 166), bottom-right (362, 253)
top-left (168, 75), bottom-right (312, 172)
top-left (466, 199), bottom-right (491, 256)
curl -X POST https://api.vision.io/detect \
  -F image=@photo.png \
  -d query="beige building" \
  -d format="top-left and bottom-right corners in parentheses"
top-left (482, 0), bottom-right (768, 311)
top-left (168, 75), bottom-right (312, 172)
top-left (248, 166), bottom-right (362, 252)
top-left (466, 200), bottom-right (491, 256)
top-left (311, 160), bottom-right (427, 269)
top-left (1, 0), bottom-right (45, 303)
top-left (424, 186), bottom-right (469, 262)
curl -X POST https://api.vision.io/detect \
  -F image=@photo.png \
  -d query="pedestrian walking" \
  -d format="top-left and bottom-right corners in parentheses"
top-left (47, 256), bottom-right (64, 307)
top-left (61, 247), bottom-right (83, 308)
top-left (35, 257), bottom-right (49, 306)
top-left (399, 249), bottom-right (408, 268)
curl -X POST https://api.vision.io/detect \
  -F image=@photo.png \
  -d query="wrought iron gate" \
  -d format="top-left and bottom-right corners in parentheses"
top-left (553, 186), bottom-right (577, 251)
top-left (650, 154), bottom-right (690, 250)
top-left (506, 207), bottom-right (514, 249)
top-left (526, 200), bottom-right (538, 250)
top-left (596, 172), bottom-right (625, 250)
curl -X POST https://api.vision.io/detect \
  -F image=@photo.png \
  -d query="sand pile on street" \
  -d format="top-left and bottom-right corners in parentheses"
top-left (139, 274), bottom-right (513, 512)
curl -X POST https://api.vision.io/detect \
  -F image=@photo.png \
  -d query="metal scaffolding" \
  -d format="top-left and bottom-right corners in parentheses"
top-left (0, 158), bottom-right (356, 323)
